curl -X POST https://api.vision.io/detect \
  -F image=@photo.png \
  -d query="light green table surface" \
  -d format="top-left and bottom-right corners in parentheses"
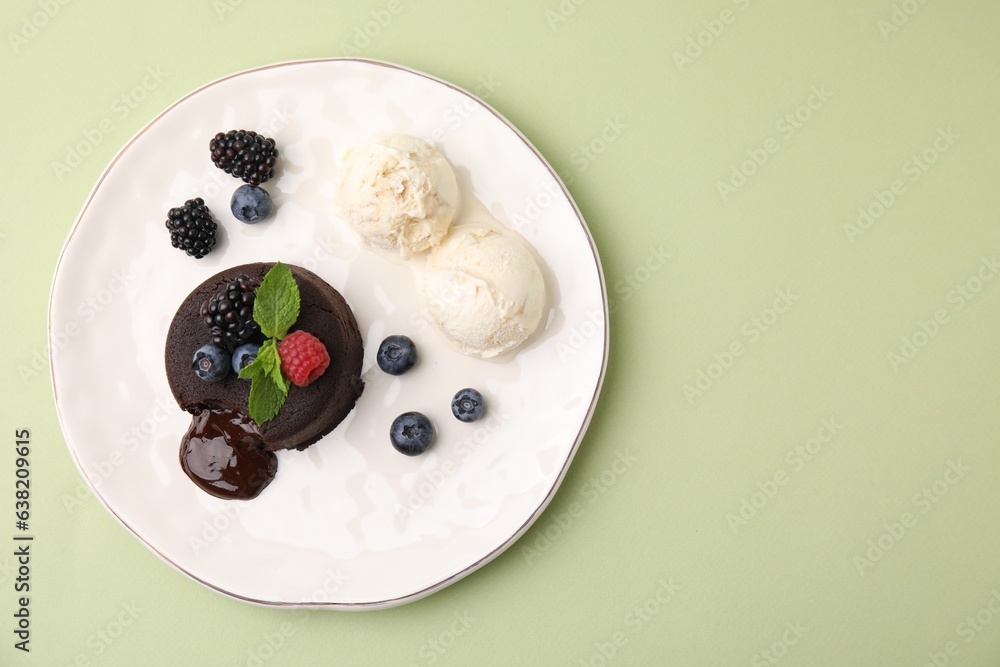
top-left (3, 0), bottom-right (999, 664)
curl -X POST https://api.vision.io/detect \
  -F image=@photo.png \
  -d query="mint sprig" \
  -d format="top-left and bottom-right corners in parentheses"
top-left (253, 261), bottom-right (300, 340)
top-left (238, 262), bottom-right (300, 424)
top-left (238, 340), bottom-right (289, 423)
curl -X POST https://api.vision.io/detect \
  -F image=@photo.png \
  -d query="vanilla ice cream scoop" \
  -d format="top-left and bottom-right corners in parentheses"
top-left (335, 134), bottom-right (459, 258)
top-left (422, 223), bottom-right (547, 358)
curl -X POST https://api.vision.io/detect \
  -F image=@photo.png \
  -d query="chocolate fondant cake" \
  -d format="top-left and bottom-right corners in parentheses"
top-left (166, 262), bottom-right (364, 453)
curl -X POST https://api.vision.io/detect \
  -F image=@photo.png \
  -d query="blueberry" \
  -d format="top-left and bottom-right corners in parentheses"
top-left (232, 342), bottom-right (261, 375)
top-left (192, 343), bottom-right (230, 382)
top-left (230, 185), bottom-right (273, 224)
top-left (377, 335), bottom-right (417, 375)
top-left (451, 388), bottom-right (486, 422)
top-left (389, 412), bottom-right (434, 456)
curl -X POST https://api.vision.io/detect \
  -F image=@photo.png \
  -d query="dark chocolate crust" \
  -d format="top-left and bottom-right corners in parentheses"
top-left (165, 263), bottom-right (364, 451)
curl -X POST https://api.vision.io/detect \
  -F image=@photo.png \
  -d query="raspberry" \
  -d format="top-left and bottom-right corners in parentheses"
top-left (277, 331), bottom-right (330, 387)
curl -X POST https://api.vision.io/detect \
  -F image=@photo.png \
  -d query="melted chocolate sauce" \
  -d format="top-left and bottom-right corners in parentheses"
top-left (179, 406), bottom-right (277, 500)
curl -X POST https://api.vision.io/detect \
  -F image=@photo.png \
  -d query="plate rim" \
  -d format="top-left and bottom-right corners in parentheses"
top-left (48, 57), bottom-right (610, 609)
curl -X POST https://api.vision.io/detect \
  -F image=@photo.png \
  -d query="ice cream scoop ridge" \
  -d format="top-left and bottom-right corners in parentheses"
top-left (422, 223), bottom-right (546, 358)
top-left (335, 134), bottom-right (459, 258)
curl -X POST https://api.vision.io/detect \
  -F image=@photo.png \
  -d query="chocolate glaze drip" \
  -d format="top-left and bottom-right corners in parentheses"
top-left (179, 406), bottom-right (277, 500)
top-left (165, 263), bottom-right (364, 452)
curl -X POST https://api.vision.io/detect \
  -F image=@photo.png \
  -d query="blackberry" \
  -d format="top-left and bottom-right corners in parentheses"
top-left (209, 130), bottom-right (278, 185)
top-left (200, 275), bottom-right (260, 349)
top-left (165, 198), bottom-right (217, 259)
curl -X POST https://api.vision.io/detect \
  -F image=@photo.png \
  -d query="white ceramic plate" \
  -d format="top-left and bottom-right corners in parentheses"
top-left (49, 59), bottom-right (608, 608)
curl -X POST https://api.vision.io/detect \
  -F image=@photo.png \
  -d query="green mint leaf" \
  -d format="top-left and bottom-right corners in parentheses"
top-left (237, 356), bottom-right (264, 381)
top-left (262, 338), bottom-right (290, 392)
top-left (241, 340), bottom-right (288, 423)
top-left (253, 262), bottom-right (300, 340)
top-left (268, 356), bottom-right (290, 394)
top-left (248, 374), bottom-right (287, 424)
top-left (237, 339), bottom-right (275, 381)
